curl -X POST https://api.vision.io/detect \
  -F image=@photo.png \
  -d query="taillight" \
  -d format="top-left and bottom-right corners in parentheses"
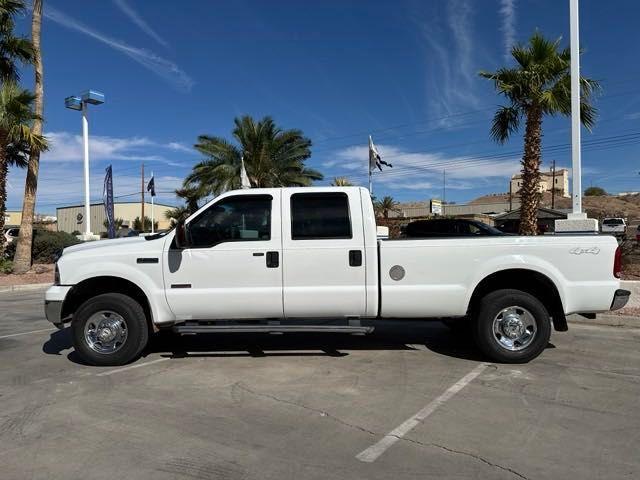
top-left (54, 263), bottom-right (60, 285)
top-left (613, 246), bottom-right (622, 279)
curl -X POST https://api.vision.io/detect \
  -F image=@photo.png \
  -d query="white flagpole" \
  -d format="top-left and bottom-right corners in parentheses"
top-left (570, 0), bottom-right (583, 216)
top-left (151, 171), bottom-right (155, 234)
top-left (368, 136), bottom-right (373, 195)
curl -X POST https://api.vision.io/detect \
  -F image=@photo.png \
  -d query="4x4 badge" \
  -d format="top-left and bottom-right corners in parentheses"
top-left (569, 247), bottom-right (600, 255)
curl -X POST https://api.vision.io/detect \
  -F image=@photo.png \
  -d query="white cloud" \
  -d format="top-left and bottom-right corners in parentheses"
top-left (7, 166), bottom-right (183, 213)
top-left (624, 112), bottom-right (640, 120)
top-left (328, 144), bottom-right (521, 190)
top-left (43, 132), bottom-right (161, 162)
top-left (166, 142), bottom-right (195, 154)
top-left (113, 0), bottom-right (168, 48)
top-left (419, 0), bottom-right (481, 124)
top-left (40, 132), bottom-right (198, 166)
top-left (44, 5), bottom-right (193, 92)
top-left (499, 0), bottom-right (517, 61)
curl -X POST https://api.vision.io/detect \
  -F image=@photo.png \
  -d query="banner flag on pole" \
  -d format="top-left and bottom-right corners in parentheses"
top-left (146, 175), bottom-right (156, 197)
top-left (103, 165), bottom-right (115, 239)
top-left (240, 156), bottom-right (251, 189)
top-left (369, 135), bottom-right (392, 172)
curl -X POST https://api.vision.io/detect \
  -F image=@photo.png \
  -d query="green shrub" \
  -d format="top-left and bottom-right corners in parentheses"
top-left (71, 230), bottom-right (81, 236)
top-left (0, 258), bottom-right (12, 274)
top-left (32, 230), bottom-right (81, 263)
top-left (5, 230), bottom-right (81, 263)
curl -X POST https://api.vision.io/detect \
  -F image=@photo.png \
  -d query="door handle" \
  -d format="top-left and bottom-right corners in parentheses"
top-left (349, 250), bottom-right (362, 267)
top-left (266, 251), bottom-right (279, 268)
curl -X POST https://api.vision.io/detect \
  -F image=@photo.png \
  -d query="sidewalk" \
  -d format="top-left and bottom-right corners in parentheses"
top-left (0, 282), bottom-right (51, 293)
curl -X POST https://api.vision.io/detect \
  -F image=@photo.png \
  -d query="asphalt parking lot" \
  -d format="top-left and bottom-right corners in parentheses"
top-left (1, 289), bottom-right (639, 479)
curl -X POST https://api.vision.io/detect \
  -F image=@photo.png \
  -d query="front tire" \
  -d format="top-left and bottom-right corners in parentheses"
top-left (473, 289), bottom-right (551, 363)
top-left (71, 293), bottom-right (149, 366)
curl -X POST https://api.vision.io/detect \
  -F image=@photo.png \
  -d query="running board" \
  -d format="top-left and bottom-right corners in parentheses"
top-left (171, 324), bottom-right (374, 335)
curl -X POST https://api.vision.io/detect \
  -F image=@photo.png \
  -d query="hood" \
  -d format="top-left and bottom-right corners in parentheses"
top-left (63, 236), bottom-right (148, 255)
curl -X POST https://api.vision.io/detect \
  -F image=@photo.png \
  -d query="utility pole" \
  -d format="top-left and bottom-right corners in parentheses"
top-left (509, 181), bottom-right (513, 211)
top-left (141, 163), bottom-right (145, 231)
top-left (442, 169), bottom-right (446, 214)
top-left (551, 159), bottom-right (556, 209)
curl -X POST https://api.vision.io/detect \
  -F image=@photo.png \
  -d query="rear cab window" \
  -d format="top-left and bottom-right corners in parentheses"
top-left (290, 192), bottom-right (352, 240)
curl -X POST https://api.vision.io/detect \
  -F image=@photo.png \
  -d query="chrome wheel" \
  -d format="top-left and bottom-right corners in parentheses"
top-left (84, 311), bottom-right (128, 354)
top-left (492, 306), bottom-right (536, 351)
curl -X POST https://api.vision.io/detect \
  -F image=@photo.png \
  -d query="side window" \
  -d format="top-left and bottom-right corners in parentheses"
top-left (187, 194), bottom-right (272, 248)
top-left (291, 192), bottom-right (352, 240)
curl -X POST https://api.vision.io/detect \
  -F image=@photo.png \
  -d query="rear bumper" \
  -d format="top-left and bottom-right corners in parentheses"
top-left (610, 289), bottom-right (631, 311)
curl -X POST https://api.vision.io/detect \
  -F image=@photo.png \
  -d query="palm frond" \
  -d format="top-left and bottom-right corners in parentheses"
top-left (490, 105), bottom-right (522, 144)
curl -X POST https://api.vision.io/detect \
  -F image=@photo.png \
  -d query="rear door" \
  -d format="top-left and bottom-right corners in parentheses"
top-left (281, 189), bottom-right (367, 318)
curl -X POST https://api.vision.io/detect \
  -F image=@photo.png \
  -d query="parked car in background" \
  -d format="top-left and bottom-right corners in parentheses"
top-left (404, 218), bottom-right (505, 238)
top-left (636, 225), bottom-right (640, 242)
top-left (3, 227), bottom-right (19, 244)
top-left (601, 218), bottom-right (627, 238)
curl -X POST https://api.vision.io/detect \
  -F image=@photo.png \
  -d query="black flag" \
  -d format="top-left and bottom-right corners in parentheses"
top-left (146, 175), bottom-right (156, 197)
top-left (103, 165), bottom-right (115, 239)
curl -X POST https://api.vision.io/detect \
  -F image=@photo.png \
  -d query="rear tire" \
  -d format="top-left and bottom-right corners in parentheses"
top-left (473, 289), bottom-right (551, 363)
top-left (71, 293), bottom-right (149, 366)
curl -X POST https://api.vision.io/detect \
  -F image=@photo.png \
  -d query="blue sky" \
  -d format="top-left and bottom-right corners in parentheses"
top-left (6, 0), bottom-right (640, 213)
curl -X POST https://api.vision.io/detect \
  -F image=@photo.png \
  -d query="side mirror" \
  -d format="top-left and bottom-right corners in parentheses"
top-left (174, 220), bottom-right (190, 249)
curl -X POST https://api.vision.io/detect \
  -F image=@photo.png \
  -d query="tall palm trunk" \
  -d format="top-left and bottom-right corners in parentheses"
top-left (13, 0), bottom-right (43, 273)
top-left (0, 143), bottom-right (8, 253)
top-left (519, 107), bottom-right (543, 235)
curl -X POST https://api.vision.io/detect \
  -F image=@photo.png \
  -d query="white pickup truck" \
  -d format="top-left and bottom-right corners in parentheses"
top-left (45, 187), bottom-right (629, 366)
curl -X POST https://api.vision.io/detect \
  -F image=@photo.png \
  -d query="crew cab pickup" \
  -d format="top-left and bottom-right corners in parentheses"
top-left (45, 187), bottom-right (630, 366)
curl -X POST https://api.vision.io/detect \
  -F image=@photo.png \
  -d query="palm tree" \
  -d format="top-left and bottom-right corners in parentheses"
top-left (184, 115), bottom-right (322, 197)
top-left (331, 177), bottom-right (353, 186)
top-left (103, 217), bottom-right (124, 230)
top-left (480, 32), bottom-right (598, 235)
top-left (13, 0), bottom-right (42, 273)
top-left (164, 205), bottom-right (190, 226)
top-left (0, 83), bottom-right (46, 252)
top-left (374, 196), bottom-right (399, 219)
top-left (133, 216), bottom-right (158, 232)
top-left (0, 0), bottom-right (33, 82)
top-left (174, 185), bottom-right (201, 213)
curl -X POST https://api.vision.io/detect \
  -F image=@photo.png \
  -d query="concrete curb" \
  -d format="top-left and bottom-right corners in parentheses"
top-left (568, 314), bottom-right (640, 329)
top-left (0, 283), bottom-right (52, 293)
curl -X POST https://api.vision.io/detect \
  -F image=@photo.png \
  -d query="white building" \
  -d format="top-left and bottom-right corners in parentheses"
top-left (56, 201), bottom-right (175, 234)
top-left (510, 168), bottom-right (570, 197)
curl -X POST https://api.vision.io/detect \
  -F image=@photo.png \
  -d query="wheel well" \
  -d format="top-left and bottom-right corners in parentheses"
top-left (62, 276), bottom-right (153, 329)
top-left (468, 269), bottom-right (567, 332)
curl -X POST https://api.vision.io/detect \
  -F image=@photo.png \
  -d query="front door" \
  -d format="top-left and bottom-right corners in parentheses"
top-left (281, 189), bottom-right (367, 318)
top-left (164, 191), bottom-right (283, 320)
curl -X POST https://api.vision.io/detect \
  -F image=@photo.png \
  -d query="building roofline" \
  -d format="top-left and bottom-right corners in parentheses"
top-left (56, 201), bottom-right (176, 210)
top-left (511, 168), bottom-right (569, 180)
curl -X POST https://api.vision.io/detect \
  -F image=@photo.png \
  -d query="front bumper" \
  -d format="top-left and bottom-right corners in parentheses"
top-left (610, 289), bottom-right (631, 311)
top-left (44, 285), bottom-right (73, 328)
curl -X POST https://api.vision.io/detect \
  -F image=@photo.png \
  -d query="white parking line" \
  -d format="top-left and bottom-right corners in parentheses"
top-left (356, 362), bottom-right (490, 463)
top-left (0, 328), bottom-right (53, 339)
top-left (96, 358), bottom-right (170, 377)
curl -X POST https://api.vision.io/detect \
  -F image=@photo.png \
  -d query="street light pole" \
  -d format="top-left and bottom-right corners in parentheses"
top-left (81, 101), bottom-right (91, 236)
top-left (65, 90), bottom-right (104, 240)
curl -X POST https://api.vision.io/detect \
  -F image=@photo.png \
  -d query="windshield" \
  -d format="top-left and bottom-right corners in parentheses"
top-left (603, 219), bottom-right (624, 225)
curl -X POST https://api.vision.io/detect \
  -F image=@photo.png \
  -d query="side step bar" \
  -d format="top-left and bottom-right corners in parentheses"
top-left (172, 324), bottom-right (374, 335)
